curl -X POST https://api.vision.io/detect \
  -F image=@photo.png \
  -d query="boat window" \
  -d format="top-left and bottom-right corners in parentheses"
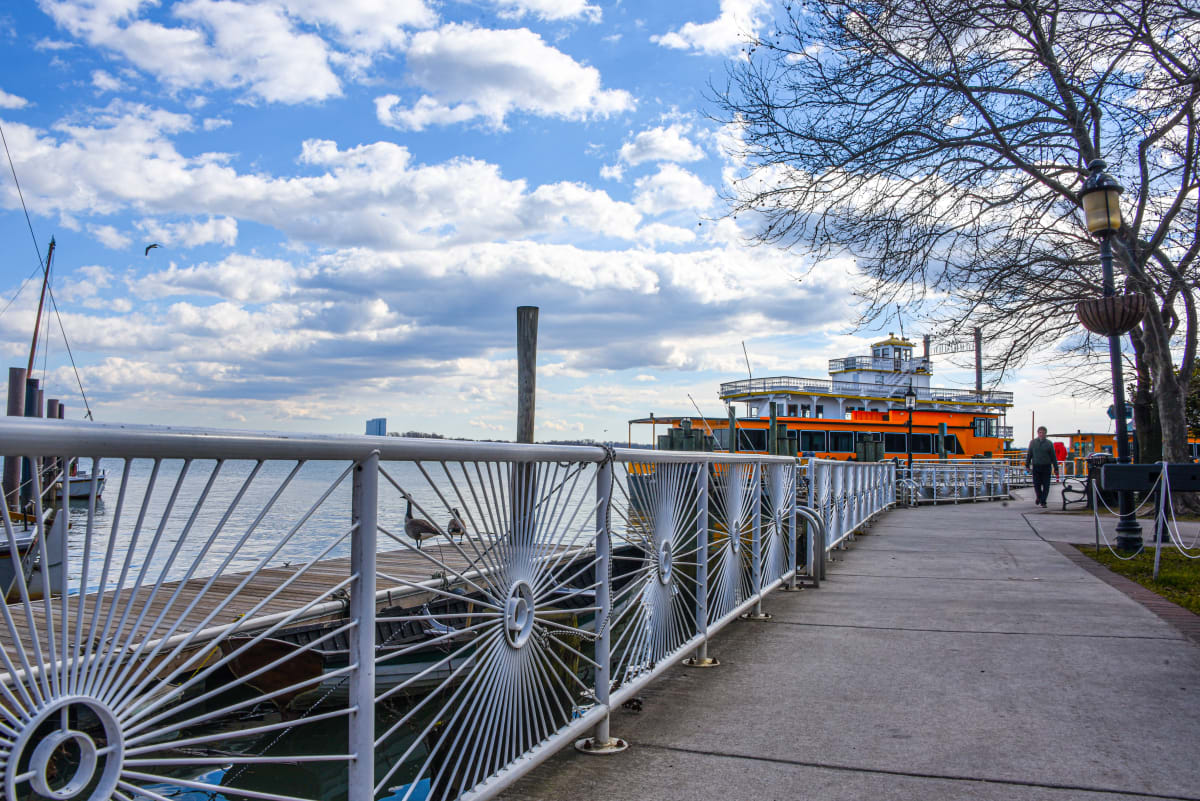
top-left (750, 406), bottom-right (759, 418)
top-left (800, 404), bottom-right (810, 418)
top-left (815, 404), bottom-right (824, 418)
top-left (787, 404), bottom-right (799, 417)
top-left (973, 417), bottom-right (996, 437)
top-left (911, 433), bottom-right (934, 453)
top-left (855, 432), bottom-right (881, 443)
top-left (737, 429), bottom-right (767, 451)
top-left (884, 433), bottom-right (907, 452)
top-left (944, 434), bottom-right (964, 455)
top-left (801, 430), bottom-right (827, 451)
top-left (829, 431), bottom-right (854, 452)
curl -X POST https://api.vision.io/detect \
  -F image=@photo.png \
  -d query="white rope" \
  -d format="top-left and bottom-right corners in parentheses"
top-left (1090, 476), bottom-right (1150, 560)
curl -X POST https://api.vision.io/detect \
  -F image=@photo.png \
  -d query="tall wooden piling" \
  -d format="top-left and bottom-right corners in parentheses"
top-left (516, 306), bottom-right (538, 444)
top-left (3, 367), bottom-right (26, 508)
top-left (768, 402), bottom-right (778, 455)
top-left (728, 407), bottom-right (737, 453)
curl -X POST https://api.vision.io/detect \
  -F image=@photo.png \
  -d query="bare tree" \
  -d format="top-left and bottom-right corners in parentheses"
top-left (715, 0), bottom-right (1199, 464)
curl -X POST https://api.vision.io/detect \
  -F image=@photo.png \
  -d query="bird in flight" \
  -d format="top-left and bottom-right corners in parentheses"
top-left (144, 243), bottom-right (160, 256)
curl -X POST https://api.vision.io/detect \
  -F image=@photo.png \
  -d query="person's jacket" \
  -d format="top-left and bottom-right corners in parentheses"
top-left (1025, 438), bottom-right (1058, 468)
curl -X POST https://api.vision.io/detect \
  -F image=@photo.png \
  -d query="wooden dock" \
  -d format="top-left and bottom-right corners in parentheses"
top-left (1, 539), bottom-right (539, 671)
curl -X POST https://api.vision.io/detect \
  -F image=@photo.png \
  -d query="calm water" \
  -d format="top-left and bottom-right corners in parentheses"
top-left (62, 457), bottom-right (600, 593)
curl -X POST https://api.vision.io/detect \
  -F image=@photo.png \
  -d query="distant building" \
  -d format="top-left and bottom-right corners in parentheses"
top-left (366, 418), bottom-right (387, 436)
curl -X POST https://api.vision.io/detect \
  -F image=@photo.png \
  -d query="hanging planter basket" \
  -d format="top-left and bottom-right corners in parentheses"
top-left (1075, 293), bottom-right (1146, 336)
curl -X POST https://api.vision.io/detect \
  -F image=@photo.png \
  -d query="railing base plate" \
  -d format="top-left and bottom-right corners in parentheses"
top-left (682, 656), bottom-right (720, 668)
top-left (739, 611), bottom-right (773, 621)
top-left (575, 737), bottom-right (628, 755)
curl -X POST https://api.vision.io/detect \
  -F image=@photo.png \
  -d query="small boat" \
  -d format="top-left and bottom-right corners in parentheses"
top-left (60, 468), bottom-right (106, 500)
top-left (0, 508), bottom-right (67, 602)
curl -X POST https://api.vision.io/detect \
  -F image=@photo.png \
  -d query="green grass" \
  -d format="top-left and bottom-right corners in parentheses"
top-left (1074, 544), bottom-right (1200, 615)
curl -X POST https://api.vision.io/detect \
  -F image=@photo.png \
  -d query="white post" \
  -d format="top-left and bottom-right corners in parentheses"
top-left (593, 457), bottom-right (614, 743)
top-left (686, 460), bottom-right (717, 666)
top-left (348, 452), bottom-right (378, 801)
top-left (745, 464), bottom-right (769, 620)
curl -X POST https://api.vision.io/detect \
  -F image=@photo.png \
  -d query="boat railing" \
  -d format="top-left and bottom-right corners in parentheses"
top-left (718, 376), bottom-right (1014, 406)
top-left (0, 417), bottom-right (901, 801)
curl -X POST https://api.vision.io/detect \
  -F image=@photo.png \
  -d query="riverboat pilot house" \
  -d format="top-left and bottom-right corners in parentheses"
top-left (632, 335), bottom-right (1014, 460)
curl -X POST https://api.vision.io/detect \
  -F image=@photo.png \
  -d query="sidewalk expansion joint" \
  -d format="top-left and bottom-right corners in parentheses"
top-left (634, 742), bottom-right (1200, 801)
top-left (768, 619), bottom-right (1183, 640)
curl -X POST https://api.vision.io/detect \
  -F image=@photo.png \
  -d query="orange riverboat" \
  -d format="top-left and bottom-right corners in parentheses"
top-left (631, 334), bottom-right (1014, 460)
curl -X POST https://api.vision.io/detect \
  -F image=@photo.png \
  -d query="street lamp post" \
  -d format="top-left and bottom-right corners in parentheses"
top-left (1079, 159), bottom-right (1142, 550)
top-left (904, 383), bottom-right (916, 472)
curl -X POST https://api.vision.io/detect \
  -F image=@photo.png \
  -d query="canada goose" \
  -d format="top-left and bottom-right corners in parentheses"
top-left (405, 499), bottom-right (441, 550)
top-left (447, 508), bottom-right (466, 541)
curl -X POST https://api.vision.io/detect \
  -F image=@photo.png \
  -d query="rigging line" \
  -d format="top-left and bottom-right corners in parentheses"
top-left (0, 269), bottom-right (42, 321)
top-left (0, 122), bottom-right (45, 268)
top-left (46, 284), bottom-right (93, 420)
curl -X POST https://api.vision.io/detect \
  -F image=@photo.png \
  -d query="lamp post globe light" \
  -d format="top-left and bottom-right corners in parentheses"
top-left (1078, 158), bottom-right (1142, 550)
top-left (904, 383), bottom-right (916, 471)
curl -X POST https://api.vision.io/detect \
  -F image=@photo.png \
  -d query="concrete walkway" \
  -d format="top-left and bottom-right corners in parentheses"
top-left (501, 485), bottom-right (1200, 801)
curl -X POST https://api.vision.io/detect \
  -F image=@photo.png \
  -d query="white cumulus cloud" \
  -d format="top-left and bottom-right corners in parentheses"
top-left (0, 89), bottom-right (29, 109)
top-left (633, 164), bottom-right (716, 215)
top-left (137, 216), bottom-right (239, 248)
top-left (375, 24), bottom-right (633, 130)
top-left (489, 0), bottom-right (600, 22)
top-left (39, 0), bottom-right (343, 103)
top-left (619, 123), bottom-right (705, 165)
top-left (652, 0), bottom-right (768, 56)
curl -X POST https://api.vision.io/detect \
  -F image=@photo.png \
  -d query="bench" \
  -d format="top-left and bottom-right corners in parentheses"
top-left (1061, 476), bottom-right (1092, 510)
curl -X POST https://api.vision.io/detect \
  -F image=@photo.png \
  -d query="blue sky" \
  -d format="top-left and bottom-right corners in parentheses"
top-left (0, 0), bottom-right (1103, 443)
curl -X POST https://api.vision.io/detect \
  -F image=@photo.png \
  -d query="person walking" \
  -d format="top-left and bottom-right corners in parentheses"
top-left (1025, 426), bottom-right (1060, 508)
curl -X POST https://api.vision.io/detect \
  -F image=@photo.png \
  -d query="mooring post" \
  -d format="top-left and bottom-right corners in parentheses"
top-left (3, 367), bottom-right (27, 508)
top-left (768, 402), bottom-right (777, 455)
top-left (517, 306), bottom-right (538, 445)
top-left (348, 452), bottom-right (379, 801)
top-left (727, 407), bottom-right (737, 453)
top-left (20, 377), bottom-right (40, 510)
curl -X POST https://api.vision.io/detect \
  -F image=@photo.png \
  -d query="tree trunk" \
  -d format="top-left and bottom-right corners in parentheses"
top-left (1151, 356), bottom-right (1200, 513)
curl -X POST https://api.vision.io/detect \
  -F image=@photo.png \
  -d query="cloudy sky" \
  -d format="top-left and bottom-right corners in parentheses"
top-left (0, 0), bottom-right (1104, 443)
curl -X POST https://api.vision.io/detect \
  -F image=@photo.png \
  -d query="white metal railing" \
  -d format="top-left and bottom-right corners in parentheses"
top-left (805, 459), bottom-right (896, 549)
top-left (900, 462), bottom-right (1014, 504)
top-left (0, 418), bottom-right (852, 801)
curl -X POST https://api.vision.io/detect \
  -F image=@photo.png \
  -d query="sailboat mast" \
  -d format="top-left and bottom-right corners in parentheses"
top-left (26, 237), bottom-right (54, 377)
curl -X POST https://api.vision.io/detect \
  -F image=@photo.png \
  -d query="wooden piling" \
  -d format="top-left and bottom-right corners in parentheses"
top-left (516, 306), bottom-right (538, 444)
top-left (3, 367), bottom-right (26, 508)
top-left (768, 402), bottom-right (778, 455)
top-left (728, 407), bottom-right (737, 453)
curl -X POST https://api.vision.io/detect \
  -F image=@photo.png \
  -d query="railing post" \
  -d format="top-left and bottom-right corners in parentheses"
top-left (787, 463), bottom-right (800, 590)
top-left (348, 452), bottom-right (378, 801)
top-left (743, 463), bottom-right (770, 620)
top-left (577, 456), bottom-right (626, 753)
top-left (685, 460), bottom-right (718, 667)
